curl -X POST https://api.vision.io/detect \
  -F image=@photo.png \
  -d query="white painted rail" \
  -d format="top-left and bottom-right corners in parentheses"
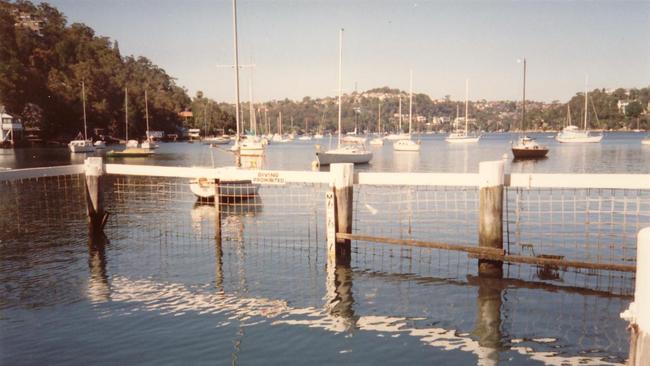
top-left (507, 173), bottom-right (650, 190)
top-left (0, 164), bottom-right (84, 182)
top-left (2, 163), bottom-right (650, 191)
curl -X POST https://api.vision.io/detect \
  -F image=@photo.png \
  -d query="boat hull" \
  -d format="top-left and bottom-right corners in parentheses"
top-left (69, 140), bottom-right (95, 153)
top-left (556, 135), bottom-right (603, 143)
top-left (189, 179), bottom-right (259, 202)
top-left (445, 136), bottom-right (480, 143)
top-left (512, 147), bottom-right (549, 159)
top-left (106, 148), bottom-right (154, 157)
top-left (393, 140), bottom-right (420, 151)
top-left (316, 151), bottom-right (373, 165)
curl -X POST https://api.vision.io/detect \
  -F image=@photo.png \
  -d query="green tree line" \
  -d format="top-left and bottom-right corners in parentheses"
top-left (0, 1), bottom-right (224, 139)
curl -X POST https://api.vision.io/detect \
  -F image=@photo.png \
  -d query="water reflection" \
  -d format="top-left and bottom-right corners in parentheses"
top-left (87, 232), bottom-right (110, 304)
top-left (324, 261), bottom-right (357, 332)
top-left (471, 277), bottom-right (503, 366)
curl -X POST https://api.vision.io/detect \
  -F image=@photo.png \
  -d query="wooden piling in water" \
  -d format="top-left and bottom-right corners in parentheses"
top-left (84, 157), bottom-right (107, 235)
top-left (478, 160), bottom-right (504, 278)
top-left (329, 163), bottom-right (354, 264)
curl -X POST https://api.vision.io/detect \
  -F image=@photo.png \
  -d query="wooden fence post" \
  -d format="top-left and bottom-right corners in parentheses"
top-left (84, 157), bottom-right (107, 236)
top-left (329, 163), bottom-right (354, 264)
top-left (621, 227), bottom-right (650, 366)
top-left (478, 160), bottom-right (504, 277)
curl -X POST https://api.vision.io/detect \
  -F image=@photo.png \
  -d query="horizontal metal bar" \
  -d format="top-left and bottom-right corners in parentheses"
top-left (0, 164), bottom-right (84, 182)
top-left (336, 233), bottom-right (505, 256)
top-left (344, 232), bottom-right (636, 273)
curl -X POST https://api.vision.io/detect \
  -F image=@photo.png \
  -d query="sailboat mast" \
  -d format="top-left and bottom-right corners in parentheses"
top-left (232, 0), bottom-right (241, 143)
top-left (465, 79), bottom-right (469, 134)
top-left (203, 103), bottom-right (208, 139)
top-left (456, 104), bottom-right (459, 130)
top-left (409, 70), bottom-right (413, 137)
top-left (583, 76), bottom-right (588, 130)
top-left (377, 103), bottom-right (381, 134)
top-left (81, 80), bottom-right (88, 140)
top-left (124, 87), bottom-right (128, 141)
top-left (145, 89), bottom-right (150, 141)
top-left (249, 78), bottom-right (256, 136)
top-left (337, 28), bottom-right (343, 147)
top-left (398, 95), bottom-right (402, 132)
top-left (521, 58), bottom-right (526, 132)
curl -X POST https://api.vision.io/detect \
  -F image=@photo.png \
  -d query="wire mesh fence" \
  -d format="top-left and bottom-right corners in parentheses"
top-left (353, 185), bottom-right (479, 245)
top-left (0, 174), bottom-right (87, 239)
top-left (505, 187), bottom-right (650, 267)
top-left (106, 175), bottom-right (328, 247)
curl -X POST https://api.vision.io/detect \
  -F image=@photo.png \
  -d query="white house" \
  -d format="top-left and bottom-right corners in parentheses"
top-left (1, 110), bottom-right (24, 144)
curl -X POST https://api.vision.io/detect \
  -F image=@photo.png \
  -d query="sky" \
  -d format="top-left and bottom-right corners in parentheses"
top-left (45, 0), bottom-right (649, 103)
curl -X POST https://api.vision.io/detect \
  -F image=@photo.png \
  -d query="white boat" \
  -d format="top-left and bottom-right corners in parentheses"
top-left (394, 70), bottom-right (420, 152)
top-left (126, 139), bottom-right (139, 148)
top-left (189, 177), bottom-right (259, 202)
top-left (369, 137), bottom-right (384, 146)
top-left (69, 139), bottom-right (95, 153)
top-left (316, 145), bottom-right (373, 165)
top-left (642, 134), bottom-right (650, 145)
top-left (93, 140), bottom-right (106, 149)
top-left (556, 125), bottom-right (603, 143)
top-left (393, 139), bottom-right (420, 151)
top-left (298, 135), bottom-right (312, 141)
top-left (314, 133), bottom-right (324, 139)
top-left (511, 58), bottom-right (548, 160)
top-left (315, 29), bottom-right (372, 166)
top-left (240, 138), bottom-right (264, 157)
top-left (556, 77), bottom-right (603, 143)
top-left (385, 133), bottom-right (410, 140)
top-left (69, 81), bottom-right (96, 153)
top-left (446, 79), bottom-right (480, 144)
top-left (141, 90), bottom-right (158, 150)
top-left (204, 136), bottom-right (230, 145)
top-left (341, 135), bottom-right (366, 144)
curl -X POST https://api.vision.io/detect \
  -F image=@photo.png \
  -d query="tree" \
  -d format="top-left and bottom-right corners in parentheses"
top-left (625, 101), bottom-right (643, 118)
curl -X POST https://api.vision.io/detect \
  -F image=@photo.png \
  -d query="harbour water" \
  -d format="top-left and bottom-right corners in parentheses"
top-left (1, 132), bottom-right (647, 365)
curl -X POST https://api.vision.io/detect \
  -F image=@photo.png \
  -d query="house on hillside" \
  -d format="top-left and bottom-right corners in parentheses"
top-left (1, 108), bottom-right (24, 146)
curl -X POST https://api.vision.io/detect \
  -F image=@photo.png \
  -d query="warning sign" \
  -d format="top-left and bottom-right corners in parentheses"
top-left (252, 171), bottom-right (286, 185)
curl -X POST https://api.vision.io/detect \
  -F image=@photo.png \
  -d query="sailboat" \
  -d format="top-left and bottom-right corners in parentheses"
top-left (190, 0), bottom-right (258, 200)
top-left (298, 119), bottom-right (312, 140)
top-left (107, 88), bottom-right (154, 157)
top-left (316, 29), bottom-right (372, 166)
top-left (446, 79), bottom-right (480, 143)
top-left (385, 95), bottom-right (409, 140)
top-left (393, 70), bottom-right (420, 151)
top-left (511, 58), bottom-right (548, 159)
top-left (369, 102), bottom-right (384, 146)
top-left (141, 90), bottom-right (158, 150)
top-left (556, 77), bottom-right (603, 143)
top-left (69, 81), bottom-right (96, 153)
top-left (239, 78), bottom-right (265, 156)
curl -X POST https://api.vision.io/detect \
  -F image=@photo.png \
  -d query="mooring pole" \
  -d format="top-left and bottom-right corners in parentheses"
top-left (84, 157), bottom-right (107, 236)
top-left (621, 227), bottom-right (650, 366)
top-left (478, 160), bottom-right (504, 277)
top-left (329, 163), bottom-right (353, 264)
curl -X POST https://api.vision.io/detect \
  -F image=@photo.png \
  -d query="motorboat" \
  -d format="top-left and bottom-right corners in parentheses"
top-left (511, 136), bottom-right (548, 159)
top-left (393, 139), bottom-right (420, 151)
top-left (69, 139), bottom-right (95, 153)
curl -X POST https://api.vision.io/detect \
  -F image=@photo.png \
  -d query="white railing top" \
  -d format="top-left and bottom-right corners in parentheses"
top-left (0, 164), bottom-right (84, 182)
top-left (2, 161), bottom-right (650, 191)
top-left (507, 173), bottom-right (650, 190)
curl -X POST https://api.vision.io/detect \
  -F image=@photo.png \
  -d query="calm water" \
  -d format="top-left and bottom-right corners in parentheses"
top-left (1, 132), bottom-right (645, 365)
top-left (1, 132), bottom-right (649, 173)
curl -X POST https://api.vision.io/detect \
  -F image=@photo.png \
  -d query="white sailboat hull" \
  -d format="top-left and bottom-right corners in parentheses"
top-left (316, 149), bottom-right (373, 165)
top-left (369, 138), bottom-right (384, 146)
top-left (445, 135), bottom-right (480, 143)
top-left (555, 134), bottom-right (603, 143)
top-left (69, 140), bottom-right (95, 153)
top-left (385, 133), bottom-right (409, 141)
top-left (190, 179), bottom-right (259, 200)
top-left (393, 139), bottom-right (420, 151)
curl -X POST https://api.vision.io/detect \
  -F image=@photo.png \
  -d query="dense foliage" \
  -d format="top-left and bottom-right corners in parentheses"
top-left (0, 0), bottom-right (198, 139)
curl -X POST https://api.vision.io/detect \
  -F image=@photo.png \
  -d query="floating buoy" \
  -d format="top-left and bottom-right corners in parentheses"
top-left (311, 160), bottom-right (320, 170)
